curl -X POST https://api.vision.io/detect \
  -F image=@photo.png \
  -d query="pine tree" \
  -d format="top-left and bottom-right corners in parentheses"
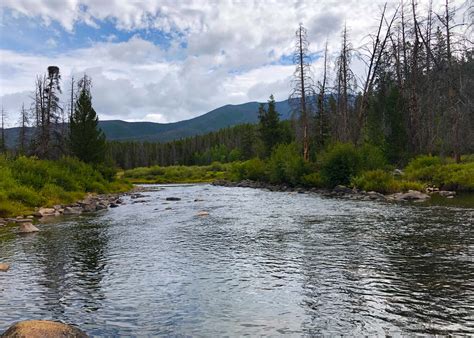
top-left (69, 75), bottom-right (106, 164)
top-left (258, 95), bottom-right (282, 157)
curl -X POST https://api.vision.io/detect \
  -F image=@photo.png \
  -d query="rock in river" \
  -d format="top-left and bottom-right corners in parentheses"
top-left (0, 263), bottom-right (10, 272)
top-left (166, 197), bottom-right (181, 201)
top-left (389, 190), bottom-right (430, 202)
top-left (18, 222), bottom-right (40, 233)
top-left (1, 320), bottom-right (88, 338)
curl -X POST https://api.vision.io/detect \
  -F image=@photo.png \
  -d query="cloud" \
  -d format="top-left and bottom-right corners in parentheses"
top-left (0, 0), bottom-right (466, 127)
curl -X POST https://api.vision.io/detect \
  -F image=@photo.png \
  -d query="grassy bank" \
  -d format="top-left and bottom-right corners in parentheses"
top-left (123, 162), bottom-right (230, 184)
top-left (0, 156), bottom-right (131, 217)
top-left (123, 143), bottom-right (474, 194)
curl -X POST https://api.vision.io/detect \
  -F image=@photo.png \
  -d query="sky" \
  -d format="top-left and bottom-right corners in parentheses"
top-left (0, 0), bottom-right (466, 126)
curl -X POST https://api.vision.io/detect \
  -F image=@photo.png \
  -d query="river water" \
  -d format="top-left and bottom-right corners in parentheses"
top-left (1, 184), bottom-right (473, 336)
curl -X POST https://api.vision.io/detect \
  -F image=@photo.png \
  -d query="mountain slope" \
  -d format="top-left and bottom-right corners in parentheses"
top-left (4, 99), bottom-right (293, 146)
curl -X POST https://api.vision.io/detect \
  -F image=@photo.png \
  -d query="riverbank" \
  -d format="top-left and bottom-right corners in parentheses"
top-left (0, 156), bottom-right (132, 219)
top-left (212, 179), bottom-right (474, 206)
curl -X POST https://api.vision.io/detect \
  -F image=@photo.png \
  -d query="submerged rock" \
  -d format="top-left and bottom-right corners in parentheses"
top-left (1, 320), bottom-right (88, 338)
top-left (19, 222), bottom-right (40, 233)
top-left (166, 197), bottom-right (181, 201)
top-left (196, 211), bottom-right (209, 217)
top-left (0, 263), bottom-right (10, 272)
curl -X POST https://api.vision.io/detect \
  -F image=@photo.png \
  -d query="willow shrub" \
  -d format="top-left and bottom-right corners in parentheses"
top-left (267, 143), bottom-right (308, 186)
top-left (320, 143), bottom-right (362, 187)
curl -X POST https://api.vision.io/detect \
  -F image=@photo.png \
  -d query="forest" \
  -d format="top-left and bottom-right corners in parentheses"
top-left (1, 0), bottom-right (473, 204)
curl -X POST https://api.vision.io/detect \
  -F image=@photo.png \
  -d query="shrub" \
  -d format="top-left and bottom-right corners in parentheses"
top-left (320, 143), bottom-right (361, 187)
top-left (352, 170), bottom-right (394, 193)
top-left (359, 144), bottom-right (387, 170)
top-left (405, 155), bottom-right (443, 181)
top-left (352, 170), bottom-right (427, 193)
top-left (267, 143), bottom-right (307, 186)
top-left (301, 172), bottom-right (324, 188)
top-left (8, 185), bottom-right (45, 207)
top-left (232, 158), bottom-right (267, 181)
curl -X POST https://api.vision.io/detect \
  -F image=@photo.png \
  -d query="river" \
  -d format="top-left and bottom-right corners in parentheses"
top-left (1, 184), bottom-right (473, 336)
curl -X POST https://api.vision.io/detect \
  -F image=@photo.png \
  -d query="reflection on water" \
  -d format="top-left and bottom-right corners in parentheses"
top-left (0, 184), bottom-right (473, 336)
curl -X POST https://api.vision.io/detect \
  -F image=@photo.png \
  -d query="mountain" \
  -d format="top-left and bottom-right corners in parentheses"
top-left (4, 99), bottom-right (293, 147)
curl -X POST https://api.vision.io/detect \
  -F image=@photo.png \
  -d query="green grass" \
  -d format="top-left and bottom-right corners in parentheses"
top-left (123, 162), bottom-right (230, 184)
top-left (0, 156), bottom-right (131, 217)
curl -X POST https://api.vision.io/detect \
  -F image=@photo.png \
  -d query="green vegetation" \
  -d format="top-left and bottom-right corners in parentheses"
top-left (123, 162), bottom-right (229, 184)
top-left (69, 75), bottom-right (106, 164)
top-left (0, 156), bottom-right (130, 217)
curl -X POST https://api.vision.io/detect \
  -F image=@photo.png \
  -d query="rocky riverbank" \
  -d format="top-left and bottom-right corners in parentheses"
top-left (0, 188), bottom-right (148, 231)
top-left (212, 179), bottom-right (456, 203)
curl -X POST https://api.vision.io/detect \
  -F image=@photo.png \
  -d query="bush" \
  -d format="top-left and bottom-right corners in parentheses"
top-left (352, 170), bottom-right (426, 193)
top-left (359, 144), bottom-right (387, 170)
top-left (231, 158), bottom-right (267, 181)
top-left (320, 143), bottom-right (361, 187)
top-left (301, 172), bottom-right (324, 188)
top-left (267, 143), bottom-right (308, 186)
top-left (8, 185), bottom-right (45, 207)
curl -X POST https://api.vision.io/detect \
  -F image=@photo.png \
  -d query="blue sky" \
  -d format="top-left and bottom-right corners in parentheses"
top-left (0, 0), bottom-right (451, 126)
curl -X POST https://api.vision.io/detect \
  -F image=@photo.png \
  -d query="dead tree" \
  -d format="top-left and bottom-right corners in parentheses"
top-left (316, 40), bottom-right (329, 147)
top-left (335, 24), bottom-right (357, 143)
top-left (18, 103), bottom-right (29, 155)
top-left (0, 107), bottom-right (6, 153)
top-left (289, 24), bottom-right (315, 161)
top-left (358, 3), bottom-right (399, 138)
top-left (33, 66), bottom-right (62, 159)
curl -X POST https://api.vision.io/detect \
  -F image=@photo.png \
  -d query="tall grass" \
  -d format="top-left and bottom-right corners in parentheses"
top-left (0, 156), bottom-right (131, 217)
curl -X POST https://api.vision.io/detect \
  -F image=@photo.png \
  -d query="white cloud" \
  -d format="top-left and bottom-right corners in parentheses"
top-left (0, 0), bottom-right (468, 127)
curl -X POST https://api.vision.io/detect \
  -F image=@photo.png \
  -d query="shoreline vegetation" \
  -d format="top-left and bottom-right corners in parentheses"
top-left (1, 150), bottom-right (473, 223)
top-left (0, 156), bottom-right (131, 221)
top-left (123, 149), bottom-right (474, 193)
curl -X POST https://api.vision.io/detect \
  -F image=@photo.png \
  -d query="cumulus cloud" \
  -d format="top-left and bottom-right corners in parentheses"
top-left (0, 0), bottom-right (463, 127)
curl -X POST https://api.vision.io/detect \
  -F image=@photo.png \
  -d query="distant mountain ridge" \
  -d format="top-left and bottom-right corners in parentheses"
top-left (4, 99), bottom-right (293, 147)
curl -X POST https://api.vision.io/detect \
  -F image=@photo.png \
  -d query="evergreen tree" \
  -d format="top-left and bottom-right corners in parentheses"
top-left (258, 95), bottom-right (282, 157)
top-left (69, 75), bottom-right (106, 164)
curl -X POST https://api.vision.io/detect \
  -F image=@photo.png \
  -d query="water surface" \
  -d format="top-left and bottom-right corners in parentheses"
top-left (1, 184), bottom-right (473, 335)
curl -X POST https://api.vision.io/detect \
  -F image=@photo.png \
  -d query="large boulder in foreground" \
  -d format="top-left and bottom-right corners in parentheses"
top-left (1, 320), bottom-right (88, 338)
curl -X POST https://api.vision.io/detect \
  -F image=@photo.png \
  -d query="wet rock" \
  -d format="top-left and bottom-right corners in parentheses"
top-left (333, 185), bottom-right (353, 194)
top-left (438, 190), bottom-right (456, 197)
top-left (34, 208), bottom-right (56, 218)
top-left (1, 320), bottom-right (88, 338)
top-left (15, 219), bottom-right (33, 224)
top-left (426, 186), bottom-right (439, 193)
top-left (194, 199), bottom-right (204, 202)
top-left (367, 191), bottom-right (387, 200)
top-left (390, 190), bottom-right (430, 201)
top-left (447, 195), bottom-right (455, 199)
top-left (0, 263), bottom-right (10, 272)
top-left (109, 203), bottom-right (119, 208)
top-left (166, 197), bottom-right (181, 201)
top-left (165, 207), bottom-right (172, 210)
top-left (18, 222), bottom-right (40, 233)
top-left (196, 211), bottom-right (209, 217)
top-left (95, 203), bottom-right (108, 211)
top-left (63, 207), bottom-right (83, 215)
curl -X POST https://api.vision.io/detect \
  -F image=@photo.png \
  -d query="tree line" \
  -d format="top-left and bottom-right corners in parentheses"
top-left (0, 67), bottom-right (106, 165)
top-left (107, 0), bottom-right (473, 169)
top-left (1, 0), bottom-right (472, 171)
